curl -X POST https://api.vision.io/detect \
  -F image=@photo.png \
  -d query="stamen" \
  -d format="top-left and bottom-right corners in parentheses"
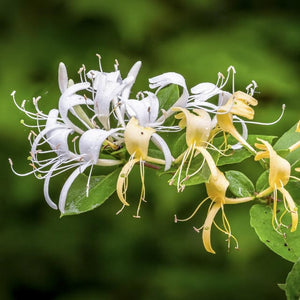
top-left (95, 53), bottom-right (102, 72)
top-left (175, 196), bottom-right (210, 222)
top-left (238, 104), bottom-right (285, 126)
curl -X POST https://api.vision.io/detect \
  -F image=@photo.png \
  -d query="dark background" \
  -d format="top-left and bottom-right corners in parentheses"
top-left (1, 0), bottom-right (300, 299)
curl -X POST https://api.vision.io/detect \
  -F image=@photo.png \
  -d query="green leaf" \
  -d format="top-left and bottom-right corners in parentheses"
top-left (173, 133), bottom-right (186, 157)
top-left (285, 258), bottom-right (300, 300)
top-left (250, 203), bottom-right (300, 262)
top-left (157, 84), bottom-right (179, 111)
top-left (256, 170), bottom-right (269, 193)
top-left (62, 168), bottom-right (120, 216)
top-left (274, 122), bottom-right (300, 164)
top-left (225, 170), bottom-right (255, 197)
top-left (216, 134), bottom-right (277, 166)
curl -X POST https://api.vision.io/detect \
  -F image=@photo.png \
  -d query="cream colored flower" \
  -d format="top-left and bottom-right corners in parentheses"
top-left (255, 139), bottom-right (298, 233)
top-left (117, 117), bottom-right (172, 217)
top-left (176, 168), bottom-right (254, 254)
top-left (170, 107), bottom-right (218, 192)
top-left (217, 91), bottom-right (258, 153)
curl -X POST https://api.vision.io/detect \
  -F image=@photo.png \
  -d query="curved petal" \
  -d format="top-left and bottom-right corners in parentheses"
top-left (121, 61), bottom-right (142, 101)
top-left (231, 116), bottom-right (248, 150)
top-left (151, 133), bottom-right (173, 170)
top-left (149, 72), bottom-right (189, 119)
top-left (59, 83), bottom-right (93, 134)
top-left (79, 128), bottom-right (122, 163)
top-left (191, 82), bottom-right (221, 102)
top-left (43, 160), bottom-right (61, 209)
top-left (202, 202), bottom-right (222, 254)
top-left (58, 62), bottom-right (68, 93)
top-left (116, 158), bottom-right (139, 206)
top-left (278, 187), bottom-right (298, 232)
top-left (58, 162), bottom-right (91, 213)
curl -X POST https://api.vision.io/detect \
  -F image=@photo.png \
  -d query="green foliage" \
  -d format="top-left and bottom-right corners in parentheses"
top-left (250, 204), bottom-right (300, 263)
top-left (284, 258), bottom-right (300, 300)
top-left (274, 122), bottom-right (300, 164)
top-left (256, 170), bottom-right (269, 193)
top-left (216, 134), bottom-right (276, 166)
top-left (225, 171), bottom-right (254, 197)
top-left (62, 168), bottom-right (120, 216)
top-left (157, 84), bottom-right (180, 112)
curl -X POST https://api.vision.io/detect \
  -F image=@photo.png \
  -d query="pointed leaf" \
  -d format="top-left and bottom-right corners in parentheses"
top-left (225, 170), bottom-right (255, 197)
top-left (256, 170), bottom-right (269, 193)
top-left (250, 203), bottom-right (300, 262)
top-left (285, 258), bottom-right (300, 300)
top-left (157, 84), bottom-right (179, 111)
top-left (62, 168), bottom-right (120, 216)
top-left (274, 122), bottom-right (300, 164)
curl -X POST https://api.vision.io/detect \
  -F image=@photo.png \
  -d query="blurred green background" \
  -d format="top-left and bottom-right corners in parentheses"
top-left (1, 0), bottom-right (300, 299)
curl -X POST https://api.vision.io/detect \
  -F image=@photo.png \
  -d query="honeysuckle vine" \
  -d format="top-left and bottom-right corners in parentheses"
top-left (9, 55), bottom-right (300, 275)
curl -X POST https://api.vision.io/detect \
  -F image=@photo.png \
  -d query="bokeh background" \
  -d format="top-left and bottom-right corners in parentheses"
top-left (1, 0), bottom-right (300, 299)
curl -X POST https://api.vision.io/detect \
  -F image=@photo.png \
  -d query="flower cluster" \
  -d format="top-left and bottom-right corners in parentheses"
top-left (10, 55), bottom-right (299, 254)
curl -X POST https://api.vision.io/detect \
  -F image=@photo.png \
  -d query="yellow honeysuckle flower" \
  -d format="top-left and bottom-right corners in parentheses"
top-left (217, 91), bottom-right (258, 153)
top-left (255, 138), bottom-right (299, 233)
top-left (170, 107), bottom-right (218, 192)
top-left (117, 117), bottom-right (172, 217)
top-left (175, 168), bottom-right (254, 254)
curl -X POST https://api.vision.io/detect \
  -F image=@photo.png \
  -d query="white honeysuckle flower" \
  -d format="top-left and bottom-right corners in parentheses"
top-left (79, 58), bottom-right (141, 129)
top-left (58, 81), bottom-right (94, 134)
top-left (149, 72), bottom-right (189, 121)
top-left (58, 128), bottom-right (123, 213)
top-left (126, 91), bottom-right (159, 127)
top-left (9, 109), bottom-right (80, 209)
top-left (125, 91), bottom-right (181, 133)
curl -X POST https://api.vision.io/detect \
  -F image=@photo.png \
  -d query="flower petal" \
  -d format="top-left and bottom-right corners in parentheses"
top-left (58, 162), bottom-right (90, 213)
top-left (151, 133), bottom-right (173, 170)
top-left (202, 202), bottom-right (222, 254)
top-left (58, 62), bottom-right (68, 93)
top-left (149, 72), bottom-right (189, 119)
top-left (79, 128), bottom-right (121, 163)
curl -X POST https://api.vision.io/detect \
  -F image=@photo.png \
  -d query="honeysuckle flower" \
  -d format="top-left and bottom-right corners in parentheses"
top-left (216, 91), bottom-right (258, 153)
top-left (149, 72), bottom-right (189, 122)
top-left (188, 66), bottom-right (239, 109)
top-left (58, 79), bottom-right (94, 134)
top-left (175, 168), bottom-right (254, 254)
top-left (9, 108), bottom-right (80, 209)
top-left (169, 107), bottom-right (218, 192)
top-left (125, 91), bottom-right (181, 133)
top-left (58, 128), bottom-right (123, 213)
top-left (9, 101), bottom-right (123, 211)
top-left (117, 117), bottom-right (173, 217)
top-left (255, 139), bottom-right (299, 233)
top-left (79, 57), bottom-right (141, 129)
top-left (188, 67), bottom-right (284, 151)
